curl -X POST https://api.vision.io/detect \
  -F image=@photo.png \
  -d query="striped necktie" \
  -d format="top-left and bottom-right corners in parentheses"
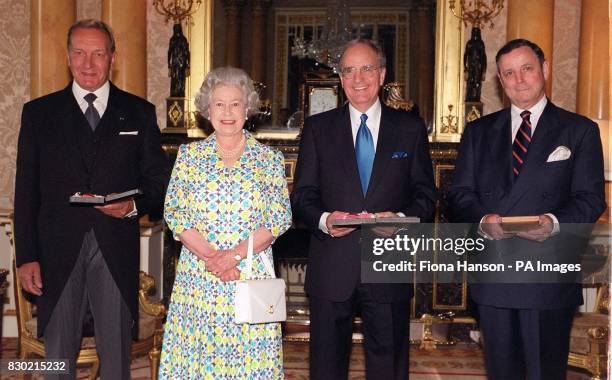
top-left (84, 93), bottom-right (100, 131)
top-left (355, 113), bottom-right (374, 195)
top-left (512, 110), bottom-right (532, 177)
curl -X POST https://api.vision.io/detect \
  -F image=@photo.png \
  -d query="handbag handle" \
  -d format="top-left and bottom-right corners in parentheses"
top-left (244, 233), bottom-right (276, 279)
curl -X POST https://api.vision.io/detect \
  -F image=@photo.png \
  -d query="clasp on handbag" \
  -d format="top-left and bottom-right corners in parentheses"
top-left (268, 305), bottom-right (274, 314)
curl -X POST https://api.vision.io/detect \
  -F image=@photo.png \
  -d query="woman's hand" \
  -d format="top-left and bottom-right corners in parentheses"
top-left (179, 229), bottom-right (216, 259)
top-left (217, 267), bottom-right (241, 282)
top-left (206, 250), bottom-right (239, 276)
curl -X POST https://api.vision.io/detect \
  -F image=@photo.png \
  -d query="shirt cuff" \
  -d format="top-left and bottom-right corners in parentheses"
top-left (124, 200), bottom-right (138, 218)
top-left (319, 212), bottom-right (331, 235)
top-left (478, 215), bottom-right (493, 240)
top-left (545, 213), bottom-right (560, 235)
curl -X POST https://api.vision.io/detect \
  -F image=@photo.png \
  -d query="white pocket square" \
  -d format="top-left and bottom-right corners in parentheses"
top-left (119, 131), bottom-right (138, 135)
top-left (546, 146), bottom-right (571, 162)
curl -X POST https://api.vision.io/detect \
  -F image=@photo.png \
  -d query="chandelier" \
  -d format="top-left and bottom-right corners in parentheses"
top-left (152, 0), bottom-right (202, 24)
top-left (291, 0), bottom-right (355, 72)
top-left (449, 0), bottom-right (504, 29)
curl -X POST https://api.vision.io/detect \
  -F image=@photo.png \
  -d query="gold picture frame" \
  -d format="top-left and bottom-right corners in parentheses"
top-left (308, 87), bottom-right (339, 117)
top-left (183, 0), bottom-right (466, 142)
top-left (284, 158), bottom-right (297, 183)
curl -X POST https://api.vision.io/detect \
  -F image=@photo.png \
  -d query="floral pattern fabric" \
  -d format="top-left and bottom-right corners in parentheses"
top-left (159, 131), bottom-right (292, 379)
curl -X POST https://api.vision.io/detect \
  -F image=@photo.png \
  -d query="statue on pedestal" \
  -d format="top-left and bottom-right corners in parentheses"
top-left (464, 27), bottom-right (487, 102)
top-left (168, 23), bottom-right (190, 98)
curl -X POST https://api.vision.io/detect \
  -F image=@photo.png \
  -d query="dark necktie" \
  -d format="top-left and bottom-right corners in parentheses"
top-left (512, 110), bottom-right (532, 177)
top-left (355, 113), bottom-right (375, 195)
top-left (84, 93), bottom-right (100, 131)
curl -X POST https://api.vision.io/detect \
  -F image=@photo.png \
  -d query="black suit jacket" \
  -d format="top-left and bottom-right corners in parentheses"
top-left (448, 101), bottom-right (606, 309)
top-left (14, 82), bottom-right (169, 336)
top-left (291, 103), bottom-right (437, 302)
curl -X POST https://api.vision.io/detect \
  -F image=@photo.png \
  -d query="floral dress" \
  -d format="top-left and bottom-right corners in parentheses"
top-left (158, 130), bottom-right (292, 379)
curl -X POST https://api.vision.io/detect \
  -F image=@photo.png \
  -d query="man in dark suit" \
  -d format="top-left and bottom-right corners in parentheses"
top-left (291, 39), bottom-right (437, 380)
top-left (448, 39), bottom-right (606, 379)
top-left (14, 19), bottom-right (168, 379)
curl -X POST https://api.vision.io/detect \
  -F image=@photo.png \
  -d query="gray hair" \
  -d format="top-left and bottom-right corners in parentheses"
top-left (195, 67), bottom-right (260, 118)
top-left (67, 19), bottom-right (116, 54)
top-left (339, 39), bottom-right (387, 69)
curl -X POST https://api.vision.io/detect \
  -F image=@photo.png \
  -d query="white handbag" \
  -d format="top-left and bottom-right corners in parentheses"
top-left (234, 234), bottom-right (287, 324)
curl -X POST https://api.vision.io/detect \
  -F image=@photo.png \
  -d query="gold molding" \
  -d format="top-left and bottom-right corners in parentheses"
top-left (184, 0), bottom-right (213, 127)
top-left (184, 1), bottom-right (465, 142)
top-left (430, 149), bottom-right (458, 160)
top-left (433, 0), bottom-right (465, 142)
top-left (434, 163), bottom-right (455, 189)
top-left (274, 24), bottom-right (288, 124)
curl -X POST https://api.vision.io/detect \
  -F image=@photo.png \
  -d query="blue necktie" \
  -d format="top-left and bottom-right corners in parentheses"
top-left (355, 113), bottom-right (374, 195)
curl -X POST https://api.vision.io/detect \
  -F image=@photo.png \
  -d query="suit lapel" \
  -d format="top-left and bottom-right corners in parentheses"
top-left (501, 102), bottom-right (560, 214)
top-left (92, 83), bottom-right (128, 172)
top-left (365, 105), bottom-right (396, 198)
top-left (56, 85), bottom-right (93, 174)
top-left (485, 108), bottom-right (513, 193)
top-left (331, 105), bottom-right (364, 199)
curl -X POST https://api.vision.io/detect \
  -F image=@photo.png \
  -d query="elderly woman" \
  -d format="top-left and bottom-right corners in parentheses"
top-left (158, 67), bottom-right (292, 379)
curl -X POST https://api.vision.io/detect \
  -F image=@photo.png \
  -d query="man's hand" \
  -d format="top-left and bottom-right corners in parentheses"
top-left (374, 211), bottom-right (398, 218)
top-left (94, 198), bottom-right (134, 218)
top-left (516, 214), bottom-right (554, 242)
top-left (326, 211), bottom-right (357, 238)
top-left (372, 211), bottom-right (401, 237)
top-left (481, 214), bottom-right (505, 240)
top-left (19, 262), bottom-right (43, 296)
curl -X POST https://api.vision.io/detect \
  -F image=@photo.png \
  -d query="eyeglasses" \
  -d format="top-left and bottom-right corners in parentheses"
top-left (339, 65), bottom-right (381, 78)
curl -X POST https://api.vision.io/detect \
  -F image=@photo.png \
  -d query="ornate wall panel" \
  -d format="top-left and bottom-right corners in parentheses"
top-left (77, 0), bottom-right (101, 20)
top-left (146, 2), bottom-right (173, 130)
top-left (551, 0), bottom-right (581, 113)
top-left (477, 2), bottom-right (507, 116)
top-left (0, 0), bottom-right (29, 205)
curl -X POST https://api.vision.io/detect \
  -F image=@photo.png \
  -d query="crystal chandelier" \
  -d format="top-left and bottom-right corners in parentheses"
top-left (291, 0), bottom-right (354, 72)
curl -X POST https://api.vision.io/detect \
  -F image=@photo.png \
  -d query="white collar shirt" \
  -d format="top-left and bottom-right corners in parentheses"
top-left (72, 81), bottom-right (110, 118)
top-left (510, 95), bottom-right (547, 141)
top-left (348, 100), bottom-right (382, 151)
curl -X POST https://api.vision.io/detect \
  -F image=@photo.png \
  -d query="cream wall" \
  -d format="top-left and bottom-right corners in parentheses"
top-left (478, 0), bottom-right (582, 115)
top-left (0, 0), bottom-right (29, 208)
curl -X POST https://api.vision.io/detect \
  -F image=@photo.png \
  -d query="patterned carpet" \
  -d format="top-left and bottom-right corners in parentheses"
top-left (284, 341), bottom-right (488, 380)
top-left (1, 338), bottom-right (595, 379)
